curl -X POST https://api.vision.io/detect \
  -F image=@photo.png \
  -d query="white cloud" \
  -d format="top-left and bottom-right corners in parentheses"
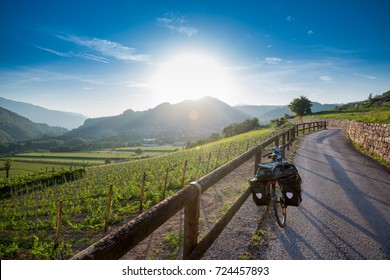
top-left (157, 13), bottom-right (198, 37)
top-left (353, 73), bottom-right (377, 80)
top-left (320, 75), bottom-right (333, 82)
top-left (307, 30), bottom-right (315, 35)
top-left (114, 81), bottom-right (150, 88)
top-left (56, 34), bottom-right (151, 62)
top-left (265, 57), bottom-right (282, 65)
top-left (287, 16), bottom-right (293, 22)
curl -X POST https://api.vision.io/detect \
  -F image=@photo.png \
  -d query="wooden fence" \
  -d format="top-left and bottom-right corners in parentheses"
top-left (71, 121), bottom-right (326, 260)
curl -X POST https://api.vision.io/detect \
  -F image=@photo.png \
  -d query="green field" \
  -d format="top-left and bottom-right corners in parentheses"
top-left (1, 145), bottom-right (183, 178)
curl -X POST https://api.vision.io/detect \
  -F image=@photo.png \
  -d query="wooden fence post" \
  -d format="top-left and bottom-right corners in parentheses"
top-left (140, 172), bottom-right (146, 213)
top-left (206, 151), bottom-right (212, 173)
top-left (286, 129), bottom-right (291, 151)
top-left (183, 182), bottom-right (201, 259)
top-left (181, 160), bottom-right (188, 187)
top-left (274, 136), bottom-right (280, 148)
top-left (281, 132), bottom-right (286, 158)
top-left (163, 167), bottom-right (169, 199)
top-left (254, 145), bottom-right (262, 176)
top-left (105, 185), bottom-right (113, 232)
top-left (54, 200), bottom-right (63, 248)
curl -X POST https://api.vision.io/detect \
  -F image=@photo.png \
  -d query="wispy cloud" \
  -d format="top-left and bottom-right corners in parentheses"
top-left (265, 57), bottom-right (282, 65)
top-left (307, 30), bottom-right (315, 35)
top-left (1, 68), bottom-right (148, 90)
top-left (36, 46), bottom-right (70, 58)
top-left (353, 73), bottom-right (377, 79)
top-left (157, 13), bottom-right (198, 37)
top-left (37, 46), bottom-right (110, 63)
top-left (54, 34), bottom-right (150, 62)
top-left (114, 81), bottom-right (150, 88)
top-left (320, 75), bottom-right (333, 82)
top-left (286, 16), bottom-right (293, 22)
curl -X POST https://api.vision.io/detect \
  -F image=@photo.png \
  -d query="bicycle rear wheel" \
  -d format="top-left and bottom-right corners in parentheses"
top-left (271, 182), bottom-right (287, 228)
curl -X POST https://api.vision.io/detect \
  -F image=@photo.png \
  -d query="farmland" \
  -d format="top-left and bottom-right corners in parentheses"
top-left (0, 145), bottom-right (182, 178)
top-left (0, 127), bottom-right (278, 259)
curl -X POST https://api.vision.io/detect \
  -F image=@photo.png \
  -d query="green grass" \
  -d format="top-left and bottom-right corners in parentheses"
top-left (306, 102), bottom-right (390, 123)
top-left (0, 161), bottom-right (73, 178)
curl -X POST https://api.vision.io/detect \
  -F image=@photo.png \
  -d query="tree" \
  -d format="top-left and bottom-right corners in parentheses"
top-left (222, 118), bottom-right (261, 138)
top-left (288, 96), bottom-right (313, 116)
top-left (3, 157), bottom-right (13, 178)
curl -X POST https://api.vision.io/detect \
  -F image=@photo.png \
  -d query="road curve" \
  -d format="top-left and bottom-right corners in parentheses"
top-left (254, 128), bottom-right (390, 259)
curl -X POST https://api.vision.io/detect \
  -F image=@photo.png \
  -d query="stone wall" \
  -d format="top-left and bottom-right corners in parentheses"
top-left (304, 118), bottom-right (390, 163)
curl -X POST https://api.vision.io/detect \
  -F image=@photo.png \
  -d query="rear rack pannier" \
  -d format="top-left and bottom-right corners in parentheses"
top-left (250, 178), bottom-right (271, 206)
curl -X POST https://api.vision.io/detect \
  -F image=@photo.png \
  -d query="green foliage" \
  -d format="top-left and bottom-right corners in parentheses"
top-left (0, 168), bottom-right (85, 199)
top-left (2, 157), bottom-right (13, 178)
top-left (288, 96), bottom-right (313, 116)
top-left (162, 230), bottom-right (181, 259)
top-left (0, 242), bottom-right (19, 258)
top-left (30, 235), bottom-right (72, 259)
top-left (251, 229), bottom-right (265, 245)
top-left (31, 236), bottom-right (56, 259)
top-left (223, 118), bottom-right (261, 137)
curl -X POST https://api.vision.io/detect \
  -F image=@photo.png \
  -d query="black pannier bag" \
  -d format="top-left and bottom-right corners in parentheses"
top-left (278, 164), bottom-right (302, 206)
top-left (250, 178), bottom-right (271, 206)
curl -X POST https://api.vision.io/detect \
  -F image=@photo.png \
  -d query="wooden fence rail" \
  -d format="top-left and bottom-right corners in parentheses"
top-left (71, 121), bottom-right (326, 260)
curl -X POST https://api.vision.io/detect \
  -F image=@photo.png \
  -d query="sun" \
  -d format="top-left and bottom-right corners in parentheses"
top-left (151, 50), bottom-right (232, 103)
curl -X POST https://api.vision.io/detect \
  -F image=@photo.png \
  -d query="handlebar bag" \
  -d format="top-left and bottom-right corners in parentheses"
top-left (250, 178), bottom-right (271, 206)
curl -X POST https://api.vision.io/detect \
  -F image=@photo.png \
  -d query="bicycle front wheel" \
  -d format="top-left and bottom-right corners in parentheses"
top-left (271, 182), bottom-right (287, 228)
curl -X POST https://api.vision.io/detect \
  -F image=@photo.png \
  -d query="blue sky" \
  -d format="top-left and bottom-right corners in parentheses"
top-left (1, 0), bottom-right (389, 117)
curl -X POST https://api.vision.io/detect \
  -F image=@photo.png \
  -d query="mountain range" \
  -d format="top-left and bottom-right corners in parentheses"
top-left (0, 97), bottom-right (88, 130)
top-left (0, 96), bottom-right (340, 144)
top-left (66, 96), bottom-right (250, 142)
top-left (0, 107), bottom-right (67, 143)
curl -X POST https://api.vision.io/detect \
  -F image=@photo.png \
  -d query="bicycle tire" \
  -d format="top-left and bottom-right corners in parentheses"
top-left (271, 182), bottom-right (287, 228)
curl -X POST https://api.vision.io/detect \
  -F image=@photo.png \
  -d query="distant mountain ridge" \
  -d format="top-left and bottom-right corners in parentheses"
top-left (0, 107), bottom-right (67, 142)
top-left (0, 96), bottom-right (341, 144)
top-left (0, 97), bottom-right (88, 129)
top-left (67, 96), bottom-right (251, 142)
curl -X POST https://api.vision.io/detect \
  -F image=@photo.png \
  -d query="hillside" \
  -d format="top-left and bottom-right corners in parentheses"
top-left (0, 97), bottom-right (88, 130)
top-left (306, 90), bottom-right (390, 123)
top-left (0, 107), bottom-right (67, 142)
top-left (235, 102), bottom-right (339, 123)
top-left (67, 96), bottom-right (251, 141)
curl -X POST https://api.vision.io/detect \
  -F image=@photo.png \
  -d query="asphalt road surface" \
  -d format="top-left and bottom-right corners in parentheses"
top-left (254, 128), bottom-right (390, 259)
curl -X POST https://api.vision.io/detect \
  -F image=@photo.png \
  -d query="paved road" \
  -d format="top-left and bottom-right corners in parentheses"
top-left (253, 128), bottom-right (390, 259)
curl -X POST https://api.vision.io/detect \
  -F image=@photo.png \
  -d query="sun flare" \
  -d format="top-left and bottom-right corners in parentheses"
top-left (151, 51), bottom-right (232, 103)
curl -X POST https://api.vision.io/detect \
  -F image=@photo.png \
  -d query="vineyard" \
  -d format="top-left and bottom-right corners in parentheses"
top-left (0, 126), bottom-right (279, 259)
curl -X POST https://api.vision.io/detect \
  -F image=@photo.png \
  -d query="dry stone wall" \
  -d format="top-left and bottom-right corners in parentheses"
top-left (304, 118), bottom-right (390, 163)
